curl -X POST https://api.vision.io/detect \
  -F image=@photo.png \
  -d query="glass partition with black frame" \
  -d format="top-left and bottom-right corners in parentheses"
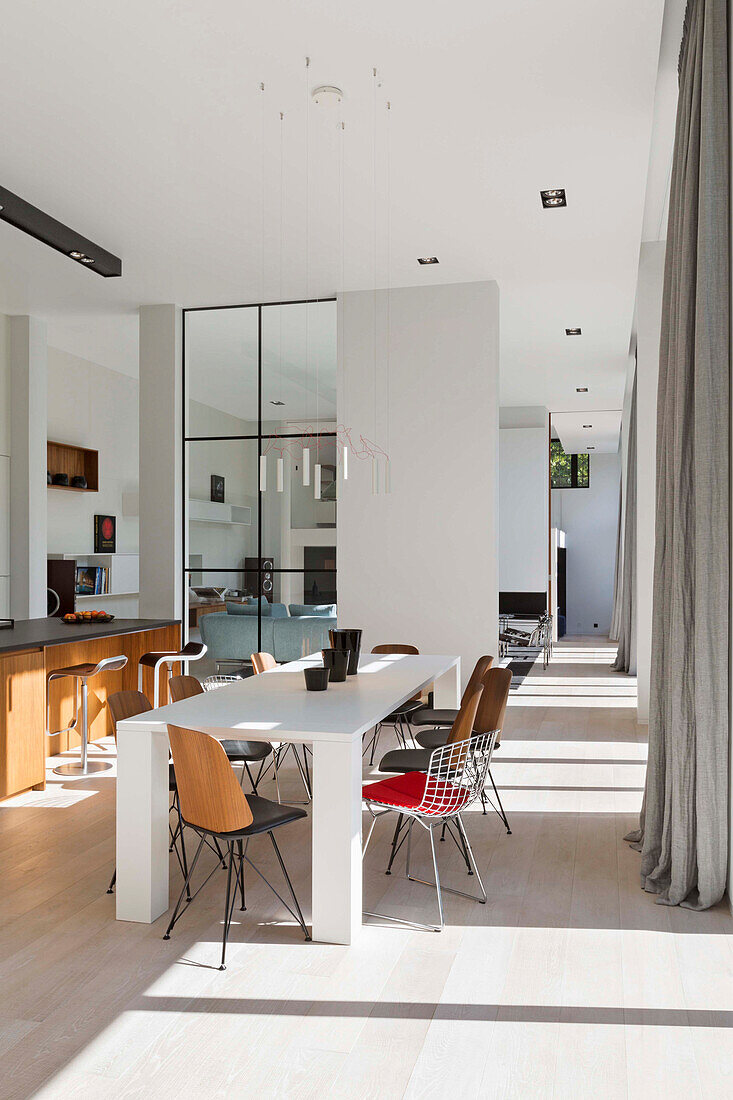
top-left (550, 438), bottom-right (589, 488)
top-left (183, 299), bottom-right (337, 660)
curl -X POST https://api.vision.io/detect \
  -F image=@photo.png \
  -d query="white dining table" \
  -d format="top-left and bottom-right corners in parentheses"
top-left (115, 651), bottom-right (460, 944)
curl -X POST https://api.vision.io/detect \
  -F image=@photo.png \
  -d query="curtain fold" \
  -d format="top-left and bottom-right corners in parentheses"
top-left (626, 0), bottom-right (729, 910)
top-left (612, 374), bottom-right (637, 673)
top-left (609, 480), bottom-right (623, 642)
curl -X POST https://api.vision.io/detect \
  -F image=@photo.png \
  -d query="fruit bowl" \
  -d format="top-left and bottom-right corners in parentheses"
top-left (61, 612), bottom-right (116, 625)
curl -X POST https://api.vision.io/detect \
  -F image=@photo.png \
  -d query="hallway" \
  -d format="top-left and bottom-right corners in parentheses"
top-left (0, 639), bottom-right (731, 1099)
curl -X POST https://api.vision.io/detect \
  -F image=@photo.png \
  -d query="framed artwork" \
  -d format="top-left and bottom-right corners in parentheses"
top-left (210, 474), bottom-right (225, 503)
top-left (94, 514), bottom-right (116, 553)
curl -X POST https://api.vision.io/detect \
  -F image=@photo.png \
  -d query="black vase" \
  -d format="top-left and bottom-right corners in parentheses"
top-left (328, 628), bottom-right (362, 675)
top-left (322, 647), bottom-right (349, 682)
top-left (304, 667), bottom-right (329, 691)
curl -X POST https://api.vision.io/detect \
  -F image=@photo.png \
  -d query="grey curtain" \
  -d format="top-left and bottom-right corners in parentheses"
top-left (613, 374), bottom-right (637, 673)
top-left (627, 0), bottom-right (729, 909)
top-left (609, 481), bottom-right (623, 642)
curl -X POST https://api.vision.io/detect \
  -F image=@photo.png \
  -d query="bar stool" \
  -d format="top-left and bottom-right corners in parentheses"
top-left (47, 655), bottom-right (128, 776)
top-left (138, 641), bottom-right (207, 708)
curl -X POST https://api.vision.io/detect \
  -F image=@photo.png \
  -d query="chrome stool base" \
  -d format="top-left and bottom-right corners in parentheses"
top-left (54, 759), bottom-right (112, 776)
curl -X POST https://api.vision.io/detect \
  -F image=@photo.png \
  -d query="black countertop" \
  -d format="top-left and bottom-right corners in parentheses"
top-left (0, 617), bottom-right (180, 655)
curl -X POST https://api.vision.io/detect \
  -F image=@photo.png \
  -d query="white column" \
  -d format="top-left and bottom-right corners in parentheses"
top-left (0, 316), bottom-right (10, 617)
top-left (9, 315), bottom-right (47, 620)
top-left (338, 282), bottom-right (500, 688)
top-left (635, 242), bottom-right (665, 722)
top-left (139, 305), bottom-right (182, 622)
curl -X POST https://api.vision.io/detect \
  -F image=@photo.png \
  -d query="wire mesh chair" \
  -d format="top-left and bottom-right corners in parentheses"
top-left (362, 728), bottom-right (498, 931)
top-left (202, 674), bottom-right (244, 691)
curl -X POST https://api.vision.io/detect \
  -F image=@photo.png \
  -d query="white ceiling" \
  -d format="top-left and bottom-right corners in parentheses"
top-left (552, 409), bottom-right (622, 454)
top-left (0, 0), bottom-right (672, 422)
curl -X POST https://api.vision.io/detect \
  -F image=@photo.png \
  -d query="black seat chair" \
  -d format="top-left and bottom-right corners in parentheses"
top-left (168, 675), bottom-right (273, 791)
top-left (362, 644), bottom-right (425, 765)
top-left (165, 723), bottom-right (309, 969)
top-left (378, 666), bottom-right (513, 857)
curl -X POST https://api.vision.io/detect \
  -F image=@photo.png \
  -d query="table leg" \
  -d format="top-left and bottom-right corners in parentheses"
top-left (116, 721), bottom-right (170, 923)
top-left (433, 659), bottom-right (460, 708)
top-left (312, 737), bottom-right (362, 944)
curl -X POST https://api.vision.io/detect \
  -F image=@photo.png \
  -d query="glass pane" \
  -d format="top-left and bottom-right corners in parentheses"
top-left (577, 453), bottom-right (590, 487)
top-left (185, 306), bottom-right (259, 437)
top-left (186, 439), bottom-right (259, 586)
top-left (261, 301), bottom-right (337, 431)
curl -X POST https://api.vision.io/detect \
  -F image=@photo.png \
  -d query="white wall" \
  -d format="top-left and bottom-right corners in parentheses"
top-left (558, 452), bottom-right (622, 636)
top-left (498, 426), bottom-right (548, 593)
top-left (338, 281), bottom-right (499, 687)
top-left (636, 241), bottom-right (665, 720)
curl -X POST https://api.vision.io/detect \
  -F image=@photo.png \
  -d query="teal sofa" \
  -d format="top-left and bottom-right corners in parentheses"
top-left (200, 606), bottom-right (337, 666)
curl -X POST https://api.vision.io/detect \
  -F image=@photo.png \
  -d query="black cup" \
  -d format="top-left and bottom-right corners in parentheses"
top-left (304, 666), bottom-right (329, 691)
top-left (328, 628), bottom-right (363, 675)
top-left (322, 647), bottom-right (349, 682)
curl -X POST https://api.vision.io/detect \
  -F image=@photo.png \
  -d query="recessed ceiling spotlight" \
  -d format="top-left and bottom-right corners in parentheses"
top-left (417, 257), bottom-right (439, 265)
top-left (69, 250), bottom-right (95, 264)
top-left (270, 400), bottom-right (285, 406)
top-left (540, 188), bottom-right (567, 208)
top-left (576, 387), bottom-right (588, 393)
top-left (587, 445), bottom-right (595, 450)
top-left (583, 424), bottom-right (592, 428)
top-left (565, 327), bottom-right (581, 336)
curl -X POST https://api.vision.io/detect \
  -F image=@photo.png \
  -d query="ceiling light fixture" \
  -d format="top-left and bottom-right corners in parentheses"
top-left (565, 327), bottom-right (581, 336)
top-left (417, 256), bottom-right (439, 265)
top-left (0, 184), bottom-right (121, 276)
top-left (587, 445), bottom-right (595, 450)
top-left (311, 85), bottom-right (344, 105)
top-left (583, 424), bottom-right (592, 428)
top-left (540, 188), bottom-right (567, 208)
top-left (576, 387), bottom-right (588, 393)
top-left (270, 400), bottom-right (285, 406)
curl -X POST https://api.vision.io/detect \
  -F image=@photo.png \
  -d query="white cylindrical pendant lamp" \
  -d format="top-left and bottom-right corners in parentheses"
top-left (259, 455), bottom-right (267, 492)
top-left (314, 463), bottom-right (322, 500)
top-left (276, 457), bottom-right (284, 492)
top-left (342, 444), bottom-right (349, 480)
top-left (303, 447), bottom-right (311, 486)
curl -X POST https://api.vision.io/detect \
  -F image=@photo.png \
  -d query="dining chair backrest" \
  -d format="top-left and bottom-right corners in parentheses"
top-left (422, 728), bottom-right (497, 818)
top-left (107, 690), bottom-right (152, 741)
top-left (372, 644), bottom-right (421, 699)
top-left (446, 679), bottom-right (484, 746)
top-left (474, 667), bottom-right (512, 737)
top-left (167, 725), bottom-right (253, 832)
top-left (168, 675), bottom-right (204, 703)
top-left (251, 652), bottom-right (277, 675)
top-left (461, 655), bottom-right (494, 705)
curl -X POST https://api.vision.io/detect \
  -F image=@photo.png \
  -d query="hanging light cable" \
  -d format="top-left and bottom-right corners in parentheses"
top-left (303, 56), bottom-right (312, 487)
top-left (259, 80), bottom-right (267, 491)
top-left (340, 117), bottom-right (348, 481)
top-left (277, 110), bottom-right (285, 492)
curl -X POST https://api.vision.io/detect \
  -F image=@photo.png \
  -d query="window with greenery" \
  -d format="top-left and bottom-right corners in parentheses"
top-left (550, 438), bottom-right (589, 489)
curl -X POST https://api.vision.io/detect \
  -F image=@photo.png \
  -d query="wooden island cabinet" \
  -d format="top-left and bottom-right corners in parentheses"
top-left (0, 618), bottom-right (180, 800)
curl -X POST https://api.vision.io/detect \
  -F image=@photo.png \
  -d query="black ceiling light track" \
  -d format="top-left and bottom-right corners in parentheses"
top-left (0, 185), bottom-right (122, 277)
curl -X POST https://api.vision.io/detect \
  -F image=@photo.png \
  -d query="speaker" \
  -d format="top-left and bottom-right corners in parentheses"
top-left (244, 557), bottom-right (275, 600)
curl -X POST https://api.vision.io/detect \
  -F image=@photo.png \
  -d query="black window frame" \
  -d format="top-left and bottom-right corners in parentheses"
top-left (182, 296), bottom-right (338, 653)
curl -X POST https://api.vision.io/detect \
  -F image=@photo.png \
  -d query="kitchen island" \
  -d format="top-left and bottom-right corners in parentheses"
top-left (0, 617), bottom-right (180, 800)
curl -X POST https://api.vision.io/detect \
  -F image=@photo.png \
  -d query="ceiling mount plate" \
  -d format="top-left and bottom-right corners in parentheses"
top-left (312, 85), bottom-right (344, 105)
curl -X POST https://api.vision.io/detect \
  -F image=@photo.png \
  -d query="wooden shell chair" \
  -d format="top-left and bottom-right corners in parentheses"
top-left (164, 724), bottom-right (309, 969)
top-left (168, 675), bottom-right (273, 793)
top-left (362, 644), bottom-right (422, 766)
top-left (249, 653), bottom-right (311, 802)
top-left (105, 690), bottom-right (194, 896)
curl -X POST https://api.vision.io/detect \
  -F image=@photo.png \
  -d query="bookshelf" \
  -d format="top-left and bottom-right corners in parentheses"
top-left (47, 441), bottom-right (99, 492)
top-left (47, 553), bottom-right (139, 604)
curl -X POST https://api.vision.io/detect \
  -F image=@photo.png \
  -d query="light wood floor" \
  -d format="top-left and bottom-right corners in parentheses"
top-left (1, 638), bottom-right (731, 1099)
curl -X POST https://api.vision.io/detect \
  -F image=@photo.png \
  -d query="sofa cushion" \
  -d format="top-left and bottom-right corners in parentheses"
top-left (288, 603), bottom-right (337, 618)
top-left (199, 612), bottom-right (276, 660)
top-left (227, 601), bottom-right (271, 616)
top-left (272, 616), bottom-right (336, 662)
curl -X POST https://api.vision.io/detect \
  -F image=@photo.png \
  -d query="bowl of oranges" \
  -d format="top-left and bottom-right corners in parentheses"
top-left (62, 611), bottom-right (115, 625)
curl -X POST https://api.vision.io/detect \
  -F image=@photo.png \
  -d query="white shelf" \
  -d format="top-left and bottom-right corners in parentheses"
top-left (188, 499), bottom-right (252, 526)
top-left (76, 591), bottom-right (138, 600)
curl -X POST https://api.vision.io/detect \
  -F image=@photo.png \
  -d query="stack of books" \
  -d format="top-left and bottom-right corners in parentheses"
top-left (75, 566), bottom-right (110, 596)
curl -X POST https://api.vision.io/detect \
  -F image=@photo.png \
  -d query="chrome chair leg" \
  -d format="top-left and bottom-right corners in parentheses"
top-left (428, 824), bottom-right (445, 931)
top-left (457, 815), bottom-right (487, 902)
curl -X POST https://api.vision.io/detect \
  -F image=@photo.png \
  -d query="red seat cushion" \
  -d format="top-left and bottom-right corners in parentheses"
top-left (362, 771), bottom-right (467, 815)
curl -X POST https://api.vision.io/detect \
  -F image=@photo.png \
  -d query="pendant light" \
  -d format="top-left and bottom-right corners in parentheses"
top-left (314, 462), bottom-right (322, 500)
top-left (259, 455), bottom-right (267, 492)
top-left (276, 457), bottom-right (284, 492)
